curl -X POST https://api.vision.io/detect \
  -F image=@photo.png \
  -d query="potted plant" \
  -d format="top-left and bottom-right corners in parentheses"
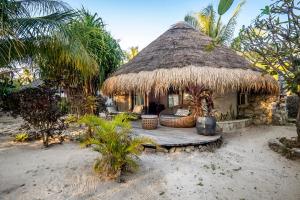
top-left (186, 85), bottom-right (216, 136)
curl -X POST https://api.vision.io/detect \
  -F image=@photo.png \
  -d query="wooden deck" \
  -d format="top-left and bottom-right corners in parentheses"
top-left (131, 121), bottom-right (221, 147)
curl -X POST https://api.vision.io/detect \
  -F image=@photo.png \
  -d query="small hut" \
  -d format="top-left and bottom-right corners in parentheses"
top-left (102, 22), bottom-right (279, 124)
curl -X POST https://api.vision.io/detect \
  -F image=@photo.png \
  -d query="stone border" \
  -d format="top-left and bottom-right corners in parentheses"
top-left (268, 138), bottom-right (300, 159)
top-left (143, 138), bottom-right (223, 153)
top-left (217, 118), bottom-right (252, 132)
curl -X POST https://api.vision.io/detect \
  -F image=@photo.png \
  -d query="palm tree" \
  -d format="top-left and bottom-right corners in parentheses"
top-left (18, 68), bottom-right (33, 85)
top-left (126, 46), bottom-right (139, 61)
top-left (184, 0), bottom-right (245, 45)
top-left (39, 8), bottom-right (123, 85)
top-left (0, 0), bottom-right (75, 66)
top-left (38, 9), bottom-right (123, 114)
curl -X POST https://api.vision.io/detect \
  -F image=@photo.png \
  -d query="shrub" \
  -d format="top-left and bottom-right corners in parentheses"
top-left (15, 132), bottom-right (29, 142)
top-left (10, 83), bottom-right (65, 147)
top-left (286, 95), bottom-right (298, 118)
top-left (58, 97), bottom-right (70, 115)
top-left (78, 114), bottom-right (153, 180)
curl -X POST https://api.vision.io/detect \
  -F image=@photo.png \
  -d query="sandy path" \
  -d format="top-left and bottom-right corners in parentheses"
top-left (0, 123), bottom-right (299, 200)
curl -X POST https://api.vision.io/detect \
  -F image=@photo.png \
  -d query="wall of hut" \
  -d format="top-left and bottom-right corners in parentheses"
top-left (238, 94), bottom-right (287, 125)
top-left (114, 94), bottom-right (130, 112)
top-left (213, 92), bottom-right (238, 120)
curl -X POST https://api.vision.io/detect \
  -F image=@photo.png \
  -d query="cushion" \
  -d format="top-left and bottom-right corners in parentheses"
top-left (174, 109), bottom-right (190, 117)
top-left (132, 105), bottom-right (143, 114)
top-left (160, 114), bottom-right (182, 119)
top-left (106, 106), bottom-right (118, 114)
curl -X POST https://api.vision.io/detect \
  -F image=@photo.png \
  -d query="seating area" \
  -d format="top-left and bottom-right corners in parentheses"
top-left (159, 105), bottom-right (196, 128)
top-left (131, 120), bottom-right (221, 148)
top-left (103, 105), bottom-right (144, 119)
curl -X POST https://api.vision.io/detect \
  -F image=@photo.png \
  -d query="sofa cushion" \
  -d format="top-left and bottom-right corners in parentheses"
top-left (160, 114), bottom-right (182, 119)
top-left (174, 109), bottom-right (190, 117)
top-left (107, 106), bottom-right (118, 114)
top-left (132, 105), bottom-right (143, 114)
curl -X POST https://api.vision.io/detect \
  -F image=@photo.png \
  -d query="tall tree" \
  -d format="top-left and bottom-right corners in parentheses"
top-left (0, 0), bottom-right (75, 66)
top-left (232, 0), bottom-right (300, 141)
top-left (39, 9), bottom-right (123, 114)
top-left (184, 0), bottom-right (245, 45)
top-left (125, 46), bottom-right (139, 61)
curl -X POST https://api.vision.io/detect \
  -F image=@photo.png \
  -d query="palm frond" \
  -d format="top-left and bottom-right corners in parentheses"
top-left (14, 10), bottom-right (76, 38)
top-left (218, 0), bottom-right (246, 45)
top-left (18, 0), bottom-right (71, 16)
top-left (184, 14), bottom-right (200, 30)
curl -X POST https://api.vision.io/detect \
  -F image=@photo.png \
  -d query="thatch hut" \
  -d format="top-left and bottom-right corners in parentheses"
top-left (102, 22), bottom-right (280, 124)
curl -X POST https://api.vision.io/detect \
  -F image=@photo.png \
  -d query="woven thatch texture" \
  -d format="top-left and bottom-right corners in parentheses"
top-left (102, 22), bottom-right (278, 95)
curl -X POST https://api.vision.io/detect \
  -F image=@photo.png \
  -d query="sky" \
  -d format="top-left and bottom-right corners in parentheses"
top-left (64, 0), bottom-right (273, 51)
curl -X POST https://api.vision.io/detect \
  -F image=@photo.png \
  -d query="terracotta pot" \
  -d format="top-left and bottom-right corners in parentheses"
top-left (196, 116), bottom-right (216, 136)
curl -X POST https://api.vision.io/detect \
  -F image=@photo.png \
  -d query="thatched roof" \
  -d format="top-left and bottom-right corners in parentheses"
top-left (102, 22), bottom-right (278, 95)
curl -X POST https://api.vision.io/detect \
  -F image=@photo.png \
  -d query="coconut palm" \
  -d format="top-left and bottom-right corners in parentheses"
top-left (126, 46), bottom-right (139, 61)
top-left (184, 0), bottom-right (245, 45)
top-left (0, 0), bottom-right (75, 66)
top-left (38, 9), bottom-right (123, 114)
top-left (39, 8), bottom-right (123, 85)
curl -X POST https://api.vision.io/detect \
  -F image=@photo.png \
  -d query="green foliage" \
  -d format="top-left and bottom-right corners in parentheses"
top-left (125, 46), bottom-right (139, 62)
top-left (38, 9), bottom-right (124, 115)
top-left (58, 97), bottom-right (70, 115)
top-left (8, 82), bottom-right (65, 147)
top-left (78, 114), bottom-right (153, 179)
top-left (0, 0), bottom-right (75, 66)
top-left (65, 114), bottom-right (78, 124)
top-left (15, 132), bottom-right (29, 142)
top-left (0, 71), bottom-right (20, 99)
top-left (218, 0), bottom-right (234, 15)
top-left (232, 0), bottom-right (300, 140)
top-left (39, 8), bottom-right (124, 85)
top-left (184, 0), bottom-right (245, 46)
top-left (232, 0), bottom-right (299, 95)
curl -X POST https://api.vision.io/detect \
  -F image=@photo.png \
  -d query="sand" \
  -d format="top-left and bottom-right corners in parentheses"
top-left (0, 115), bottom-right (300, 200)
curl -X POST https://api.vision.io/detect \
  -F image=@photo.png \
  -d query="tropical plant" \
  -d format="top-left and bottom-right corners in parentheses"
top-left (78, 114), bottom-right (153, 180)
top-left (232, 0), bottom-right (300, 141)
top-left (38, 9), bottom-right (124, 115)
top-left (185, 85), bottom-right (214, 117)
top-left (9, 82), bottom-right (66, 147)
top-left (18, 68), bottom-right (33, 85)
top-left (15, 132), bottom-right (29, 142)
top-left (0, 0), bottom-right (75, 67)
top-left (184, 0), bottom-right (245, 45)
top-left (125, 46), bottom-right (139, 61)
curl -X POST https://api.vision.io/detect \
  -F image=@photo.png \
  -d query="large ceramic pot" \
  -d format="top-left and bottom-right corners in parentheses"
top-left (196, 116), bottom-right (217, 136)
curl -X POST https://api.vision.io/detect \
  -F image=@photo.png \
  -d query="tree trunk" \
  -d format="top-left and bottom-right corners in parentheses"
top-left (296, 94), bottom-right (300, 142)
top-left (42, 132), bottom-right (49, 147)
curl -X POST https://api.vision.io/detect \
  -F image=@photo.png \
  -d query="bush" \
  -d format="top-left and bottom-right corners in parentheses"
top-left (78, 114), bottom-right (153, 180)
top-left (15, 132), bottom-right (29, 142)
top-left (58, 97), bottom-right (70, 115)
top-left (286, 95), bottom-right (299, 118)
top-left (9, 83), bottom-right (65, 147)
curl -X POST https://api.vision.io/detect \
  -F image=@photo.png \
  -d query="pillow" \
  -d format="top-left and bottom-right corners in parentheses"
top-left (107, 106), bottom-right (118, 114)
top-left (132, 105), bottom-right (143, 114)
top-left (174, 109), bottom-right (190, 117)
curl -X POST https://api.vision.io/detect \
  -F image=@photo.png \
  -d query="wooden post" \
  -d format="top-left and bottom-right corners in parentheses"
top-left (128, 92), bottom-right (132, 111)
top-left (144, 93), bottom-right (149, 114)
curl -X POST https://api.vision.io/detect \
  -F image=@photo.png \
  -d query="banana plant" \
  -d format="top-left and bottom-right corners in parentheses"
top-left (184, 0), bottom-right (245, 46)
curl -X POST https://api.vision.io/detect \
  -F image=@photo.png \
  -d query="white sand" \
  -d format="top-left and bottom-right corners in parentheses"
top-left (0, 116), bottom-right (299, 200)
